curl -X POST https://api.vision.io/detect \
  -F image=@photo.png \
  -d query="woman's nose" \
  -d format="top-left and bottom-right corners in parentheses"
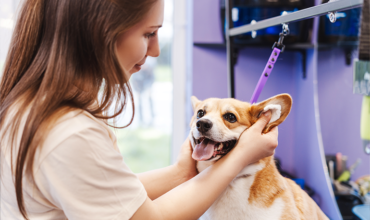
top-left (147, 37), bottom-right (160, 57)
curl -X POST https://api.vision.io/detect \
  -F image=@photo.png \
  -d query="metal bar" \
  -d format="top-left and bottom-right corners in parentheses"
top-left (230, 0), bottom-right (363, 36)
top-left (226, 0), bottom-right (235, 98)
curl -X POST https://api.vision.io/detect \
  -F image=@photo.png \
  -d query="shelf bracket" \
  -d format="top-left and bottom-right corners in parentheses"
top-left (300, 50), bottom-right (307, 79)
top-left (226, 0), bottom-right (235, 98)
top-left (344, 49), bottom-right (353, 66)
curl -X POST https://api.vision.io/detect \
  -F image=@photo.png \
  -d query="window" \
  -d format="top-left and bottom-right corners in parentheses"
top-left (114, 0), bottom-right (174, 173)
top-left (0, 0), bottom-right (18, 75)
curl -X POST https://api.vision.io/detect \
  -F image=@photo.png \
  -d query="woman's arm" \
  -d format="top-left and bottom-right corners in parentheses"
top-left (137, 157), bottom-right (195, 200)
top-left (138, 131), bottom-right (198, 200)
top-left (131, 111), bottom-right (278, 220)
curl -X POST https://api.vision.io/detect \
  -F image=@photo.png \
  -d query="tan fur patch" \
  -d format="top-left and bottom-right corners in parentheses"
top-left (248, 157), bottom-right (286, 208)
top-left (286, 178), bottom-right (305, 218)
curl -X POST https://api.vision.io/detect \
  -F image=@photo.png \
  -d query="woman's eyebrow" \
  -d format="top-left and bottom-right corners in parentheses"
top-left (149, 25), bottom-right (162, 28)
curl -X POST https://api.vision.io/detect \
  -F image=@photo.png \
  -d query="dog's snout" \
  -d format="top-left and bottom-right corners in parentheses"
top-left (196, 119), bottom-right (213, 133)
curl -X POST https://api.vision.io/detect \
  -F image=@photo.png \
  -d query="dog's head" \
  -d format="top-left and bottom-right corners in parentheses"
top-left (189, 94), bottom-right (292, 162)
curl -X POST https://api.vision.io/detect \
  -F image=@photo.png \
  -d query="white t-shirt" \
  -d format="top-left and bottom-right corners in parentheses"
top-left (1, 108), bottom-right (147, 220)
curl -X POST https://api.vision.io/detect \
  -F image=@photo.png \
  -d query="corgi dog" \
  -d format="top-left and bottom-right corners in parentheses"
top-left (189, 94), bottom-right (329, 220)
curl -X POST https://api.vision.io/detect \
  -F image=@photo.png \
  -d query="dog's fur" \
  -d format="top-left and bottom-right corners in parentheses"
top-left (189, 94), bottom-right (329, 220)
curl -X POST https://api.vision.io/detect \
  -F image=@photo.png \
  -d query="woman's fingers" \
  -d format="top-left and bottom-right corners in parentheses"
top-left (233, 111), bottom-right (280, 166)
top-left (175, 138), bottom-right (198, 179)
top-left (251, 110), bottom-right (272, 133)
top-left (263, 126), bottom-right (279, 154)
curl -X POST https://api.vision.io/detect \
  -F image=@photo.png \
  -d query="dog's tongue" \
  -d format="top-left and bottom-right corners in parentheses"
top-left (192, 139), bottom-right (216, 161)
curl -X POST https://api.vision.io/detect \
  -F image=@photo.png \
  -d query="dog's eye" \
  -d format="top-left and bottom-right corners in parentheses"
top-left (197, 110), bottom-right (205, 119)
top-left (224, 113), bottom-right (237, 123)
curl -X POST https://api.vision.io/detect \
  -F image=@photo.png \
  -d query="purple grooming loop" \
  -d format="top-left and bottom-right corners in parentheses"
top-left (250, 47), bottom-right (281, 104)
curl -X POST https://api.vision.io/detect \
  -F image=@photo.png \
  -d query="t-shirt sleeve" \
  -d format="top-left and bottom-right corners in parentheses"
top-left (35, 125), bottom-right (147, 220)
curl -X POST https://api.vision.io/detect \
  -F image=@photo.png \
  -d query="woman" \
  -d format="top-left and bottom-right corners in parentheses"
top-left (0, 0), bottom-right (278, 219)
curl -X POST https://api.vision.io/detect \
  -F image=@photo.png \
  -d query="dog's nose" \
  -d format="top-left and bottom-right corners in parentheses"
top-left (196, 119), bottom-right (213, 133)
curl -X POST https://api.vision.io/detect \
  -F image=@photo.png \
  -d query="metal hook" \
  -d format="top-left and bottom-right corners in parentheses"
top-left (282, 23), bottom-right (290, 36)
top-left (281, 11), bottom-right (290, 36)
top-left (251, 20), bottom-right (257, 38)
top-left (328, 11), bottom-right (337, 23)
top-left (327, 0), bottom-right (337, 23)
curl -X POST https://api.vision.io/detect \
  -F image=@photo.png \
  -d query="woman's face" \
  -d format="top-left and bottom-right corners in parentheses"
top-left (116, 0), bottom-right (164, 78)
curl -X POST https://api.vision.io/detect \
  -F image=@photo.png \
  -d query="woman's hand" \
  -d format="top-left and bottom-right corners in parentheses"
top-left (231, 110), bottom-right (279, 168)
top-left (174, 138), bottom-right (198, 181)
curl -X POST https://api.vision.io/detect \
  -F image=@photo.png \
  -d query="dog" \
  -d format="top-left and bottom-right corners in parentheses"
top-left (189, 94), bottom-right (329, 220)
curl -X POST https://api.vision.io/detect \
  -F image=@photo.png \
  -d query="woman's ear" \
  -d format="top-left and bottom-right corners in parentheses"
top-left (191, 96), bottom-right (201, 112)
top-left (249, 94), bottom-right (292, 133)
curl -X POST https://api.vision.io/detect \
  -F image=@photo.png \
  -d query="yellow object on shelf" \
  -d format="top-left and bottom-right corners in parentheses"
top-left (337, 170), bottom-right (351, 182)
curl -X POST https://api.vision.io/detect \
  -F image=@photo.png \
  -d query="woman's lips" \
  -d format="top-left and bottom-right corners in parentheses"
top-left (134, 64), bottom-right (142, 71)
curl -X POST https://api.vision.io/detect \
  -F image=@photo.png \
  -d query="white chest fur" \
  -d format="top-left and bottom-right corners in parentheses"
top-left (198, 162), bottom-right (285, 220)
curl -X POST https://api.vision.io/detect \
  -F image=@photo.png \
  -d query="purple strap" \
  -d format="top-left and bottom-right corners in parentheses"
top-left (250, 47), bottom-right (281, 104)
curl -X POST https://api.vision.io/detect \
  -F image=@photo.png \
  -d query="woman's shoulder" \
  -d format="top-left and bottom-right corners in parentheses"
top-left (53, 110), bottom-right (110, 134)
top-left (47, 109), bottom-right (116, 145)
top-left (36, 109), bottom-right (118, 166)
top-left (47, 110), bottom-right (109, 137)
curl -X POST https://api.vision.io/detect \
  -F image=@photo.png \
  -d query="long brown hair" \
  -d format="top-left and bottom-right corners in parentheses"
top-left (0, 0), bottom-right (156, 218)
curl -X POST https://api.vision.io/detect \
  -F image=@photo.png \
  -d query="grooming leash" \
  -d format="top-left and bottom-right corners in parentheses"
top-left (250, 23), bottom-right (289, 104)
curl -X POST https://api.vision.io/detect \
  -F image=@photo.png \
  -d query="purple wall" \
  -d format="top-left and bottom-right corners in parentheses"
top-left (234, 47), bottom-right (297, 174)
top-left (193, 0), bottom-right (223, 44)
top-left (192, 47), bottom-right (228, 99)
top-left (317, 48), bottom-right (369, 181)
top-left (292, 49), bottom-right (342, 219)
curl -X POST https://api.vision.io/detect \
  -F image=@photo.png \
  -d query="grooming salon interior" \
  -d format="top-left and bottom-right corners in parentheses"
top-left (0, 0), bottom-right (369, 219)
top-left (190, 0), bottom-right (370, 219)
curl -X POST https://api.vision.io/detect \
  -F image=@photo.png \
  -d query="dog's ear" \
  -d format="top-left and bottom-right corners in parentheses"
top-left (249, 94), bottom-right (292, 133)
top-left (191, 96), bottom-right (201, 112)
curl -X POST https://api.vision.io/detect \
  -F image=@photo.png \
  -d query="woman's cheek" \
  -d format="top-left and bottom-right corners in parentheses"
top-left (138, 38), bottom-right (149, 58)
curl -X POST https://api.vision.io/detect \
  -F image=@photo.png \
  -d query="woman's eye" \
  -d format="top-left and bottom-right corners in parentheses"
top-left (145, 32), bottom-right (156, 39)
top-left (197, 110), bottom-right (205, 119)
top-left (224, 113), bottom-right (237, 123)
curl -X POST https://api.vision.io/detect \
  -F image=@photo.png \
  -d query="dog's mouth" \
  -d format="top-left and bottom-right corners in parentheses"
top-left (192, 137), bottom-right (237, 161)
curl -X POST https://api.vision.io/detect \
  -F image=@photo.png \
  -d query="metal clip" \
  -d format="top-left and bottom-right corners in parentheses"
top-left (282, 23), bottom-right (290, 36)
top-left (272, 23), bottom-right (289, 52)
